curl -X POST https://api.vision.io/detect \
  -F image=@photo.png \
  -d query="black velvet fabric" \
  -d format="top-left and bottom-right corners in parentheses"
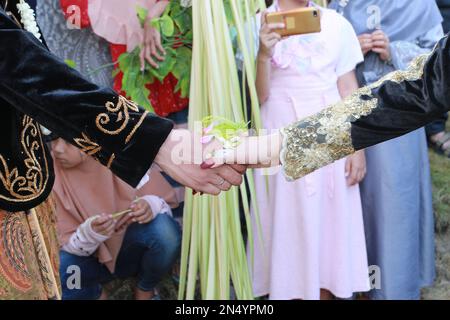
top-left (351, 35), bottom-right (450, 151)
top-left (0, 3), bottom-right (173, 212)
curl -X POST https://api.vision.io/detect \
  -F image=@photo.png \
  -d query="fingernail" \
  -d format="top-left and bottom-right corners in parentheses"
top-left (201, 161), bottom-right (214, 170)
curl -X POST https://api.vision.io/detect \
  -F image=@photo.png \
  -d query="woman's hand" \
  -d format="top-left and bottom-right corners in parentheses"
top-left (345, 150), bottom-right (366, 186)
top-left (358, 33), bottom-right (373, 56)
top-left (91, 214), bottom-right (116, 237)
top-left (140, 20), bottom-right (166, 71)
top-left (258, 11), bottom-right (284, 61)
top-left (114, 199), bottom-right (154, 232)
top-left (371, 30), bottom-right (391, 62)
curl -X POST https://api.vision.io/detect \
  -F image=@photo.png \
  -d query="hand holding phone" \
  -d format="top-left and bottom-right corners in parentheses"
top-left (266, 7), bottom-right (321, 37)
top-left (259, 11), bottom-right (285, 60)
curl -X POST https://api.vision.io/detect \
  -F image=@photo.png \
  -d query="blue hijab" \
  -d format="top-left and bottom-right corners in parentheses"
top-left (328, 0), bottom-right (443, 41)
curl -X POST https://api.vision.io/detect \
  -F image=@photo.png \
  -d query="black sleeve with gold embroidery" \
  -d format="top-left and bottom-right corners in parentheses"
top-left (0, 10), bottom-right (173, 188)
top-left (281, 35), bottom-right (450, 181)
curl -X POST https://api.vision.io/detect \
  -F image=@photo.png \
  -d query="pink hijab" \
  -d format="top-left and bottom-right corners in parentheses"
top-left (53, 154), bottom-right (178, 272)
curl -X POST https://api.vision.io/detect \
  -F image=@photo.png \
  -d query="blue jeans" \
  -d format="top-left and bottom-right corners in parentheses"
top-left (59, 214), bottom-right (181, 300)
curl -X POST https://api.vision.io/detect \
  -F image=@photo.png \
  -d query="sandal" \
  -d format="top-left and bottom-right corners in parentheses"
top-left (429, 132), bottom-right (450, 158)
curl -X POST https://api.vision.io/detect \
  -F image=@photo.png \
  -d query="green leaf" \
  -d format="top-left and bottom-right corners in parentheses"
top-left (172, 4), bottom-right (192, 34)
top-left (136, 6), bottom-right (149, 28)
top-left (64, 59), bottom-right (77, 69)
top-left (160, 15), bottom-right (175, 37)
top-left (148, 47), bottom-right (177, 82)
top-left (172, 47), bottom-right (192, 98)
top-left (130, 76), bottom-right (153, 112)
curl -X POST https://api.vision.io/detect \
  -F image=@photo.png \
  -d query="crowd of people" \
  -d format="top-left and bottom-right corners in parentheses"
top-left (7, 0), bottom-right (446, 300)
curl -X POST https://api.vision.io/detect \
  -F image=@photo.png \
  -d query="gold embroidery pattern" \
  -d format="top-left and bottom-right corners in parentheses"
top-left (280, 53), bottom-right (430, 181)
top-left (95, 96), bottom-right (150, 168)
top-left (74, 133), bottom-right (102, 156)
top-left (96, 95), bottom-right (140, 136)
top-left (0, 116), bottom-right (49, 202)
top-left (106, 154), bottom-right (115, 169)
top-left (126, 111), bottom-right (150, 144)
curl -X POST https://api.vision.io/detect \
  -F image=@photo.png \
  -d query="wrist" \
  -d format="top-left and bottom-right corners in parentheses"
top-left (257, 52), bottom-right (272, 63)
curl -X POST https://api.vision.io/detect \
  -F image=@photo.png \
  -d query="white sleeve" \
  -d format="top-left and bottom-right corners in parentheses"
top-left (335, 17), bottom-right (364, 77)
top-left (140, 195), bottom-right (173, 217)
top-left (62, 216), bottom-right (111, 257)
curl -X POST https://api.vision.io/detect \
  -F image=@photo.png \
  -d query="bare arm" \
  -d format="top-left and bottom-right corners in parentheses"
top-left (256, 11), bottom-right (283, 104)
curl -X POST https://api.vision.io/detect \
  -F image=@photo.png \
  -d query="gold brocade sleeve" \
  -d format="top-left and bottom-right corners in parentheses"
top-left (280, 53), bottom-right (430, 181)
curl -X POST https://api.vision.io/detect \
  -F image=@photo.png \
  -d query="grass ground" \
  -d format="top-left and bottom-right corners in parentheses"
top-left (423, 121), bottom-right (450, 300)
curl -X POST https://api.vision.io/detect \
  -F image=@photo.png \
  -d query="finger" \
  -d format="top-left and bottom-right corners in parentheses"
top-left (150, 40), bottom-right (158, 58)
top-left (140, 47), bottom-right (146, 71)
top-left (261, 10), bottom-right (268, 27)
top-left (371, 34), bottom-right (386, 41)
top-left (198, 183), bottom-right (221, 196)
top-left (265, 39), bottom-right (280, 49)
top-left (92, 214), bottom-right (109, 226)
top-left (372, 40), bottom-right (387, 47)
top-left (210, 175), bottom-right (232, 191)
top-left (349, 168), bottom-right (359, 186)
top-left (137, 211), bottom-right (154, 224)
top-left (372, 29), bottom-right (386, 37)
top-left (103, 221), bottom-right (117, 236)
top-left (345, 159), bottom-right (351, 177)
top-left (115, 215), bottom-right (133, 231)
top-left (145, 48), bottom-right (159, 68)
top-left (116, 214), bottom-right (131, 227)
top-left (155, 33), bottom-right (166, 56)
top-left (130, 200), bottom-right (144, 212)
top-left (230, 164), bottom-right (247, 175)
top-left (358, 33), bottom-right (372, 39)
top-left (371, 47), bottom-right (386, 54)
top-left (361, 44), bottom-right (373, 51)
top-left (267, 23), bottom-right (285, 31)
top-left (266, 32), bottom-right (282, 42)
top-left (96, 219), bottom-right (115, 233)
top-left (215, 166), bottom-right (243, 186)
top-left (131, 209), bottom-right (147, 220)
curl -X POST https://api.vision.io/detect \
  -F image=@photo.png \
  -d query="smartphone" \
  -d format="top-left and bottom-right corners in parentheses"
top-left (266, 7), bottom-right (321, 37)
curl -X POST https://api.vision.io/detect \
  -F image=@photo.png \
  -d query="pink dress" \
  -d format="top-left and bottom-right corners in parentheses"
top-left (251, 3), bottom-right (370, 300)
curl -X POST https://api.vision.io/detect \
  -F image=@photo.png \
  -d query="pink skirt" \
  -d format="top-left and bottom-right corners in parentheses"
top-left (250, 86), bottom-right (370, 300)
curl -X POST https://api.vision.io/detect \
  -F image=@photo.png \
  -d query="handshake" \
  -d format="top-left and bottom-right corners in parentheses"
top-left (154, 128), bottom-right (283, 195)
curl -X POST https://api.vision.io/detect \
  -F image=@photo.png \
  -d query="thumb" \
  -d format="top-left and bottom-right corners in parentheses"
top-left (261, 10), bottom-right (268, 26)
